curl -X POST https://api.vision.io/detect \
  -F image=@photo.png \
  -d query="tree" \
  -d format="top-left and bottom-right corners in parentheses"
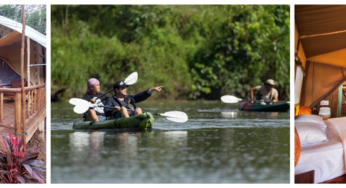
top-left (0, 4), bottom-right (46, 35)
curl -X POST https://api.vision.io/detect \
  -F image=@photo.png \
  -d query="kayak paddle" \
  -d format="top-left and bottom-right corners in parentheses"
top-left (98, 71), bottom-right (138, 99)
top-left (71, 101), bottom-right (188, 123)
top-left (70, 99), bottom-right (114, 114)
top-left (152, 111), bottom-right (188, 123)
top-left (69, 71), bottom-right (138, 107)
top-left (123, 71), bottom-right (138, 85)
top-left (221, 95), bottom-right (290, 104)
top-left (220, 95), bottom-right (242, 103)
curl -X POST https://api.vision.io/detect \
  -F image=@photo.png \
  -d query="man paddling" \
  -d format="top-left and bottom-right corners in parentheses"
top-left (249, 79), bottom-right (278, 104)
top-left (82, 78), bottom-right (108, 121)
top-left (104, 81), bottom-right (163, 119)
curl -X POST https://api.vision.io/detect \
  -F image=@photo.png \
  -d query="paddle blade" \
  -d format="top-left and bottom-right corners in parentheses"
top-left (124, 72), bottom-right (138, 85)
top-left (160, 111), bottom-right (188, 123)
top-left (221, 95), bottom-right (242, 103)
top-left (73, 104), bottom-right (90, 114)
top-left (69, 98), bottom-right (90, 106)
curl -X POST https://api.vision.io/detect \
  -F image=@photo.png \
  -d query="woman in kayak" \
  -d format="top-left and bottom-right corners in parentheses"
top-left (82, 78), bottom-right (108, 121)
top-left (104, 81), bottom-right (163, 119)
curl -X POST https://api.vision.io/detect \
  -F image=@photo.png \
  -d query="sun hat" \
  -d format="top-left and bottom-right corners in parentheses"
top-left (265, 79), bottom-right (276, 86)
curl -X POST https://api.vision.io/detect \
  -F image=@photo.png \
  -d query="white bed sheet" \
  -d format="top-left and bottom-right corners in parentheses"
top-left (295, 118), bottom-right (346, 183)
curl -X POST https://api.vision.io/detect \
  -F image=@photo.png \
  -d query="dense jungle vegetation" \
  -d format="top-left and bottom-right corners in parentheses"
top-left (51, 5), bottom-right (289, 101)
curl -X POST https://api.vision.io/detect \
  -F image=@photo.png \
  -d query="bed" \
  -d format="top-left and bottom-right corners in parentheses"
top-left (295, 117), bottom-right (346, 183)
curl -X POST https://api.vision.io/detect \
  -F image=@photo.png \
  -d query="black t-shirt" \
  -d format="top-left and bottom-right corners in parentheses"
top-left (119, 99), bottom-right (135, 113)
top-left (81, 93), bottom-right (108, 116)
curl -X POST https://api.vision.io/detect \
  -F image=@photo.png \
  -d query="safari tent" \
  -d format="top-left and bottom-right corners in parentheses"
top-left (0, 15), bottom-right (46, 145)
top-left (295, 5), bottom-right (346, 184)
top-left (0, 15), bottom-right (46, 86)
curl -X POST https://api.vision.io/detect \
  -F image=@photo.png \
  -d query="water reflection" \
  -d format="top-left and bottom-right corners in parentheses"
top-left (69, 130), bottom-right (189, 158)
top-left (221, 111), bottom-right (238, 118)
top-left (54, 127), bottom-right (288, 183)
top-left (221, 111), bottom-right (279, 119)
top-left (164, 131), bottom-right (188, 147)
top-left (245, 112), bottom-right (279, 118)
top-left (69, 132), bottom-right (91, 153)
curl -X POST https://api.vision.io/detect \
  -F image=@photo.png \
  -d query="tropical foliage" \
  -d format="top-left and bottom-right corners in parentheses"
top-left (51, 5), bottom-right (290, 101)
top-left (0, 133), bottom-right (46, 183)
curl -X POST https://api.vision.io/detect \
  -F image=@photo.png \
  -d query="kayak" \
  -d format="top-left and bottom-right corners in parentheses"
top-left (73, 112), bottom-right (154, 130)
top-left (238, 102), bottom-right (290, 112)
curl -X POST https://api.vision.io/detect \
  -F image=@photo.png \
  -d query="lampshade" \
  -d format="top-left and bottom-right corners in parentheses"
top-left (319, 107), bottom-right (331, 120)
top-left (299, 106), bottom-right (311, 115)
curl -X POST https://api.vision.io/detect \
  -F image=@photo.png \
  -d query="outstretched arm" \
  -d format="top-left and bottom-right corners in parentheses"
top-left (149, 86), bottom-right (164, 93)
top-left (133, 86), bottom-right (164, 103)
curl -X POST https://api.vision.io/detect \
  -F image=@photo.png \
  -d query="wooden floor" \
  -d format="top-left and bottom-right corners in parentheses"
top-left (0, 100), bottom-right (46, 150)
top-left (1, 101), bottom-right (18, 128)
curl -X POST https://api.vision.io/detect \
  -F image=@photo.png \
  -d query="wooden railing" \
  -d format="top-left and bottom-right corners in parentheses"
top-left (0, 84), bottom-right (46, 135)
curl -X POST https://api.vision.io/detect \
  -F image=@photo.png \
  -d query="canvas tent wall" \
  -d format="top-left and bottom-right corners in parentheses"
top-left (0, 15), bottom-right (46, 86)
top-left (295, 5), bottom-right (346, 116)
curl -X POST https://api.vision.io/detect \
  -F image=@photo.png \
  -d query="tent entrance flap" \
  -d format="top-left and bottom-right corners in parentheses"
top-left (0, 58), bottom-right (21, 86)
top-left (301, 61), bottom-right (346, 108)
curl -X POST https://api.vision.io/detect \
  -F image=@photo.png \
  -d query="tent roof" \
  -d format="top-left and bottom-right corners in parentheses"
top-left (295, 5), bottom-right (346, 66)
top-left (0, 15), bottom-right (46, 48)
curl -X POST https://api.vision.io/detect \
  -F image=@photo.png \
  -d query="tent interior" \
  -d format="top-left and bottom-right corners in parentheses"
top-left (295, 5), bottom-right (346, 184)
top-left (0, 15), bottom-right (46, 89)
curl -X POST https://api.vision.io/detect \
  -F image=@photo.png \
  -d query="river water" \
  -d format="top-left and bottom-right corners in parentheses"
top-left (51, 101), bottom-right (290, 183)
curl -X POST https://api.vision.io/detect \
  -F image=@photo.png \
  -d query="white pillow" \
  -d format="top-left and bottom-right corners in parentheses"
top-left (295, 114), bottom-right (326, 127)
top-left (295, 122), bottom-right (328, 145)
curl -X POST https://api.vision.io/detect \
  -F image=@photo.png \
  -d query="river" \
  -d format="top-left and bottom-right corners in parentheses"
top-left (51, 101), bottom-right (290, 183)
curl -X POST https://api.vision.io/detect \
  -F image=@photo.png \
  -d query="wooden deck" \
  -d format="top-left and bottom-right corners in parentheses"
top-left (0, 100), bottom-right (46, 150)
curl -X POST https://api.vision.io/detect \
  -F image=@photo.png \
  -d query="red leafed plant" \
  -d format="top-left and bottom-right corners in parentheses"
top-left (0, 133), bottom-right (46, 183)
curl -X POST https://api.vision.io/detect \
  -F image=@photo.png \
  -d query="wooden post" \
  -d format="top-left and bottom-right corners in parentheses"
top-left (37, 88), bottom-right (41, 113)
top-left (0, 92), bottom-right (3, 123)
top-left (15, 93), bottom-right (22, 135)
top-left (20, 5), bottom-right (26, 143)
top-left (34, 89), bottom-right (37, 112)
top-left (27, 37), bottom-right (30, 117)
top-left (40, 88), bottom-right (42, 109)
top-left (30, 90), bottom-right (33, 115)
top-left (35, 88), bottom-right (38, 112)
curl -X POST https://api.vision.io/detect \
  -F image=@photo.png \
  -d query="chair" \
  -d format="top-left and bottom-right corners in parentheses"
top-left (0, 80), bottom-right (28, 101)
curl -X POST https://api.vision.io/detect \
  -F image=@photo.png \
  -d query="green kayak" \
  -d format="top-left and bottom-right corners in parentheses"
top-left (238, 102), bottom-right (290, 112)
top-left (73, 112), bottom-right (154, 130)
